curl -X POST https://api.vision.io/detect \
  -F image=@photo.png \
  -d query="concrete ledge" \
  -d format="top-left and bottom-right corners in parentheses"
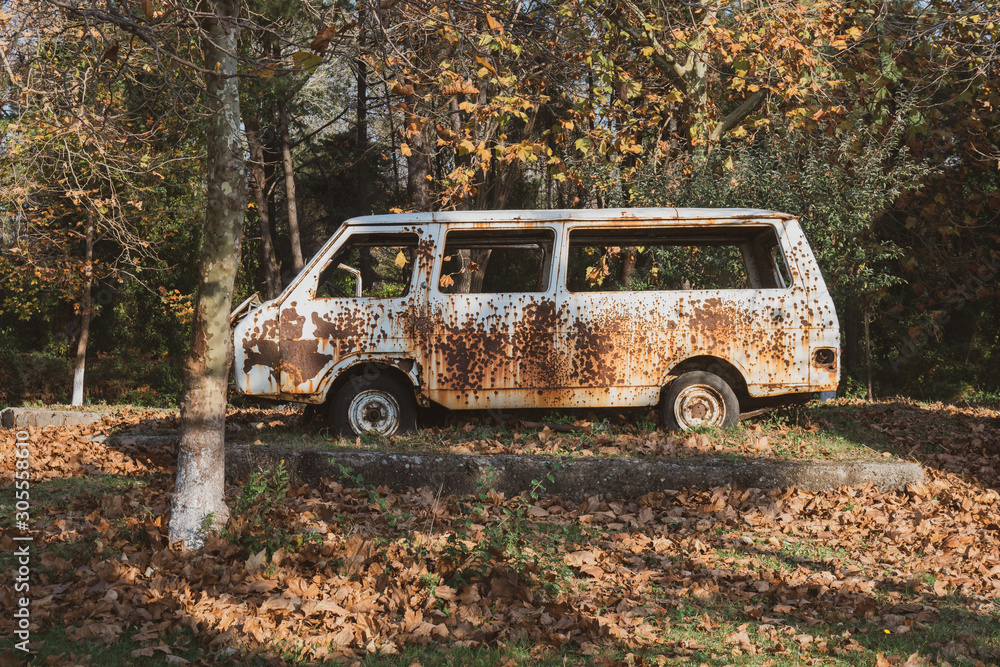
top-left (1, 407), bottom-right (105, 429)
top-left (99, 434), bottom-right (180, 448)
top-left (226, 446), bottom-right (925, 500)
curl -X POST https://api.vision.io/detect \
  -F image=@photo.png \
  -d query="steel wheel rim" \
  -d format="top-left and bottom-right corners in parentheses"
top-left (674, 384), bottom-right (725, 429)
top-left (347, 389), bottom-right (401, 435)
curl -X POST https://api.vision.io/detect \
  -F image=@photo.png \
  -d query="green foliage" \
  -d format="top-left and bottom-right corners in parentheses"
top-left (1, 0), bottom-right (996, 404)
top-left (439, 473), bottom-right (572, 599)
top-left (0, 347), bottom-right (72, 405)
top-left (224, 463), bottom-right (322, 557)
top-left (622, 115), bottom-right (932, 311)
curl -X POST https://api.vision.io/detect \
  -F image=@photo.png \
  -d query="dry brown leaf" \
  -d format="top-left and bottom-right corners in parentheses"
top-left (246, 548), bottom-right (267, 573)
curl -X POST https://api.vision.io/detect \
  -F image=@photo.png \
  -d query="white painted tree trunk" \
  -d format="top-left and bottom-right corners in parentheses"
top-left (168, 0), bottom-right (246, 550)
top-left (71, 215), bottom-right (95, 407)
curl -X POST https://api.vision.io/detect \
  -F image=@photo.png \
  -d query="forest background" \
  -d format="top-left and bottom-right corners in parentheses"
top-left (0, 0), bottom-right (997, 408)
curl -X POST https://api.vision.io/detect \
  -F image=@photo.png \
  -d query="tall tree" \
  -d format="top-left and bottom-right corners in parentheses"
top-left (169, 0), bottom-right (248, 548)
top-left (31, 0), bottom-right (254, 547)
top-left (1, 1), bottom-right (183, 403)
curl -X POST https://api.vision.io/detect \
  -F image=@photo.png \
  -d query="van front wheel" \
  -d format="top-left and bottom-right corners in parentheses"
top-left (662, 371), bottom-right (739, 431)
top-left (331, 375), bottom-right (416, 437)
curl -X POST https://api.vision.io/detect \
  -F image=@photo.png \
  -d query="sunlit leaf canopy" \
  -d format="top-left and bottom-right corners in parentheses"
top-left (0, 0), bottom-right (997, 404)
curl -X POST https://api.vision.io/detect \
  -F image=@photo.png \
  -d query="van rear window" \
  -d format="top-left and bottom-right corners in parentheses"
top-left (566, 225), bottom-right (790, 292)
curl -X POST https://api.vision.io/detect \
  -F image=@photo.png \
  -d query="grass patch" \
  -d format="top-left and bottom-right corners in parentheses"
top-left (224, 400), bottom-right (899, 463)
top-left (1, 625), bottom-right (201, 666)
top-left (0, 474), bottom-right (149, 526)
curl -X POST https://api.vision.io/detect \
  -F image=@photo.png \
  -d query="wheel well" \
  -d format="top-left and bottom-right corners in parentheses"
top-left (324, 362), bottom-right (416, 405)
top-left (665, 356), bottom-right (749, 404)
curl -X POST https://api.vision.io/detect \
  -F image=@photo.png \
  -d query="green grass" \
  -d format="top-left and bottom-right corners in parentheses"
top-left (218, 400), bottom-right (899, 464)
top-left (1, 625), bottom-right (202, 666)
top-left (0, 474), bottom-right (149, 526)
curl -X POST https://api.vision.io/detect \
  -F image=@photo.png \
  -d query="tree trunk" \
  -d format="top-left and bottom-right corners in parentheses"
top-left (71, 213), bottom-right (95, 407)
top-left (356, 41), bottom-right (370, 217)
top-left (278, 97), bottom-right (304, 272)
top-left (455, 249), bottom-right (491, 293)
top-left (356, 50), bottom-right (374, 289)
top-left (621, 247), bottom-right (636, 288)
top-left (169, 0), bottom-right (246, 550)
top-left (245, 116), bottom-right (281, 300)
top-left (405, 94), bottom-right (432, 210)
top-left (864, 298), bottom-right (873, 400)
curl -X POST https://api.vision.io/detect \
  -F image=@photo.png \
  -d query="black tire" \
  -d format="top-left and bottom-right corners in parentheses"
top-left (330, 374), bottom-right (416, 437)
top-left (662, 371), bottom-right (740, 431)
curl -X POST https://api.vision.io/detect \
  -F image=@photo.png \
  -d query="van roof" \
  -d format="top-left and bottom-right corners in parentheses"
top-left (345, 208), bottom-right (794, 226)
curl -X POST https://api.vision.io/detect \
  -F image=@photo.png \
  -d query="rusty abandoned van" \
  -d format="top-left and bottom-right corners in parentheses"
top-left (231, 208), bottom-right (840, 435)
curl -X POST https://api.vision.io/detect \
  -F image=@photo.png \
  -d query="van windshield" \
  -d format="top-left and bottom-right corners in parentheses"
top-left (566, 225), bottom-right (790, 292)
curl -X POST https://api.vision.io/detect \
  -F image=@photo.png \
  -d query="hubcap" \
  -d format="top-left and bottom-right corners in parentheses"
top-left (347, 389), bottom-right (401, 435)
top-left (674, 384), bottom-right (726, 429)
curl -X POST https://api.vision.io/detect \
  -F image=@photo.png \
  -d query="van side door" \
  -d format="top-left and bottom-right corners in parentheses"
top-left (421, 225), bottom-right (560, 410)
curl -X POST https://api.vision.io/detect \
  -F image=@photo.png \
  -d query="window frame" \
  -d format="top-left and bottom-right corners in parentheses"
top-left (311, 231), bottom-right (421, 300)
top-left (433, 226), bottom-right (558, 296)
top-left (562, 223), bottom-right (795, 294)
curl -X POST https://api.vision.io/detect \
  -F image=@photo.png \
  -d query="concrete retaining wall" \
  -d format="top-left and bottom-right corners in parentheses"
top-left (1, 408), bottom-right (104, 429)
top-left (226, 446), bottom-right (925, 500)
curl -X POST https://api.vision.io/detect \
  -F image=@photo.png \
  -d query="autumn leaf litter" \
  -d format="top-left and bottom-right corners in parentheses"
top-left (1, 400), bottom-right (999, 665)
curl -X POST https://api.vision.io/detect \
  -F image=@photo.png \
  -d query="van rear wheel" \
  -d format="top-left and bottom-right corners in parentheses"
top-left (662, 371), bottom-right (739, 431)
top-left (330, 375), bottom-right (416, 437)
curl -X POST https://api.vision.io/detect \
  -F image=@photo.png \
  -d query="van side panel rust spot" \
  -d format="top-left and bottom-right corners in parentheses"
top-left (281, 339), bottom-right (334, 389)
top-left (233, 304), bottom-right (282, 395)
top-left (280, 309), bottom-right (306, 338)
top-left (511, 301), bottom-right (562, 389)
top-left (243, 338), bottom-right (279, 377)
top-left (311, 310), bottom-right (369, 340)
top-left (425, 293), bottom-right (563, 396)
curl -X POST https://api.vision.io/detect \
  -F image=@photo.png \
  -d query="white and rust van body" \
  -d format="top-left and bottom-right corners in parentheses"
top-left (233, 208), bottom-right (839, 434)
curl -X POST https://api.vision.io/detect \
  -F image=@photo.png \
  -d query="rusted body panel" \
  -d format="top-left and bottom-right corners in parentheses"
top-left (233, 208), bottom-right (840, 413)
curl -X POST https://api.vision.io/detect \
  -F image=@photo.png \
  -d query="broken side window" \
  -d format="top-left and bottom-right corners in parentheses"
top-left (566, 225), bottom-right (791, 292)
top-left (437, 228), bottom-right (555, 294)
top-left (315, 233), bottom-right (418, 299)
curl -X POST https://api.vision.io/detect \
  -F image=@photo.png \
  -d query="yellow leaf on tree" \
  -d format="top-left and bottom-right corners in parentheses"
top-left (400, 143), bottom-right (412, 157)
top-left (394, 251), bottom-right (408, 268)
top-left (485, 13), bottom-right (502, 32)
top-left (475, 55), bottom-right (497, 76)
